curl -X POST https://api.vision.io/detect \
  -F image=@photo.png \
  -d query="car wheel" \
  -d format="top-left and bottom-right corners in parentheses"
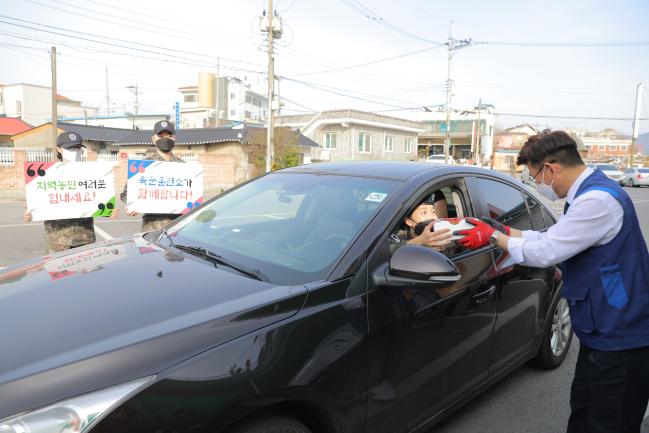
top-left (227, 417), bottom-right (312, 433)
top-left (533, 295), bottom-right (573, 369)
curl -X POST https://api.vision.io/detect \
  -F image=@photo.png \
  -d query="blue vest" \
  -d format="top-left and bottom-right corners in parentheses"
top-left (560, 169), bottom-right (649, 351)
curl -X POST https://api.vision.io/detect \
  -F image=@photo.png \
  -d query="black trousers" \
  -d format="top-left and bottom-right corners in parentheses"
top-left (567, 343), bottom-right (649, 433)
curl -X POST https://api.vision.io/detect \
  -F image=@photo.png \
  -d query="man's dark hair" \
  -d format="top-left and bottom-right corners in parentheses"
top-left (516, 129), bottom-right (584, 167)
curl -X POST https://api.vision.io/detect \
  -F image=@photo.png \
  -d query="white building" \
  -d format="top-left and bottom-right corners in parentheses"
top-left (411, 105), bottom-right (495, 164)
top-left (0, 83), bottom-right (99, 127)
top-left (178, 73), bottom-right (268, 128)
top-left (276, 109), bottom-right (424, 162)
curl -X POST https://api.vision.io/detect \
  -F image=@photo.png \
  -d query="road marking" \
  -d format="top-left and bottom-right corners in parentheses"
top-left (632, 199), bottom-right (649, 205)
top-left (93, 225), bottom-right (114, 241)
top-left (263, 214), bottom-right (286, 220)
top-left (0, 223), bottom-right (43, 228)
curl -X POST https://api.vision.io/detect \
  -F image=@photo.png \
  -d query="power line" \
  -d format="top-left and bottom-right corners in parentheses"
top-left (0, 15), bottom-right (265, 70)
top-left (76, 0), bottom-right (255, 43)
top-left (21, 0), bottom-right (262, 53)
top-left (0, 22), bottom-right (266, 75)
top-left (339, 0), bottom-right (443, 46)
top-left (475, 40), bottom-right (649, 47)
top-left (289, 45), bottom-right (444, 77)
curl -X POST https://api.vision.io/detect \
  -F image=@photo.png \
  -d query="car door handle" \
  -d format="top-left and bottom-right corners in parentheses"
top-left (472, 285), bottom-right (496, 304)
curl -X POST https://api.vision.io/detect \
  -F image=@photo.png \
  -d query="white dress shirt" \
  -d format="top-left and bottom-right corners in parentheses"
top-left (507, 167), bottom-right (624, 268)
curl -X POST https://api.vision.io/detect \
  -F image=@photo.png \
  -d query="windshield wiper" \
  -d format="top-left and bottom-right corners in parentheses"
top-left (174, 244), bottom-right (269, 282)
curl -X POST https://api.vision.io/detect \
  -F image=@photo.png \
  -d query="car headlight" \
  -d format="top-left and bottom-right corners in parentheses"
top-left (0, 376), bottom-right (154, 433)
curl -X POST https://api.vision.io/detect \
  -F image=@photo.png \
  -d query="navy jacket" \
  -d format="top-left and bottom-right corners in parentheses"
top-left (561, 169), bottom-right (649, 351)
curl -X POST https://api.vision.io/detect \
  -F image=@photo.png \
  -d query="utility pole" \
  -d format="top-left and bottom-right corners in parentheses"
top-left (265, 2), bottom-right (275, 173)
top-left (260, 4), bottom-right (283, 172)
top-left (105, 65), bottom-right (111, 116)
top-left (444, 23), bottom-right (471, 164)
top-left (630, 82), bottom-right (643, 167)
top-left (50, 46), bottom-right (58, 153)
top-left (126, 82), bottom-right (141, 115)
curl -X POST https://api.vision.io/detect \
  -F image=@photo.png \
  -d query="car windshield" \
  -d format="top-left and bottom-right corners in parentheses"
top-left (596, 165), bottom-right (617, 171)
top-left (638, 168), bottom-right (649, 173)
top-left (168, 172), bottom-right (400, 285)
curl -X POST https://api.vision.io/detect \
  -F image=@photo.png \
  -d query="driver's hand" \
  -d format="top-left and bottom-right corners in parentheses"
top-left (125, 207), bottom-right (138, 217)
top-left (24, 210), bottom-right (32, 222)
top-left (409, 225), bottom-right (452, 250)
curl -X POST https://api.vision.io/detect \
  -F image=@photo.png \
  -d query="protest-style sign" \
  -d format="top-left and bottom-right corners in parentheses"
top-left (125, 159), bottom-right (204, 214)
top-left (25, 161), bottom-right (116, 221)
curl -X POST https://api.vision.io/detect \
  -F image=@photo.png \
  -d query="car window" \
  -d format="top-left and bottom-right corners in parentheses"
top-left (624, 168), bottom-right (633, 174)
top-left (388, 185), bottom-right (471, 259)
top-left (596, 164), bottom-right (616, 171)
top-left (472, 178), bottom-right (533, 231)
top-left (639, 168), bottom-right (649, 173)
top-left (524, 194), bottom-right (555, 230)
top-left (169, 172), bottom-right (400, 285)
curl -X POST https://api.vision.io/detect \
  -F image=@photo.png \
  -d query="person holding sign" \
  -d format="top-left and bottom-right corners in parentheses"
top-left (24, 131), bottom-right (118, 253)
top-left (120, 120), bottom-right (186, 231)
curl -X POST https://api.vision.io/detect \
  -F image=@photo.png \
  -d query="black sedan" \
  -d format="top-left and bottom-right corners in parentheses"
top-left (0, 161), bottom-right (572, 433)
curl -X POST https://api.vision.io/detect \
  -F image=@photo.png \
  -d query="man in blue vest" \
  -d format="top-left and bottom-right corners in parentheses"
top-left (456, 129), bottom-right (649, 433)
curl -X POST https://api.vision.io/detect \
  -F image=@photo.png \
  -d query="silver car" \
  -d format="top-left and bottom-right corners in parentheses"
top-left (594, 164), bottom-right (625, 184)
top-left (623, 167), bottom-right (649, 187)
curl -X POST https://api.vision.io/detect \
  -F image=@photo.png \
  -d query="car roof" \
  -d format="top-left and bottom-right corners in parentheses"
top-left (278, 161), bottom-right (512, 182)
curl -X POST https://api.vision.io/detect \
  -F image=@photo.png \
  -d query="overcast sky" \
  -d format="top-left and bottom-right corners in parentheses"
top-left (1, 0), bottom-right (648, 133)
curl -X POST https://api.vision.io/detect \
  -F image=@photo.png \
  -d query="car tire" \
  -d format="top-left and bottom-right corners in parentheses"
top-left (227, 417), bottom-right (312, 433)
top-left (533, 294), bottom-right (573, 370)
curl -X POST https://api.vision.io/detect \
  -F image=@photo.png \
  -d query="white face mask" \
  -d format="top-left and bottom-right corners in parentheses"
top-left (536, 166), bottom-right (560, 201)
top-left (61, 148), bottom-right (82, 162)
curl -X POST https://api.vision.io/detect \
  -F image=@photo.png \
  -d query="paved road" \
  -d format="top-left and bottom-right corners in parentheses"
top-left (1, 185), bottom-right (648, 433)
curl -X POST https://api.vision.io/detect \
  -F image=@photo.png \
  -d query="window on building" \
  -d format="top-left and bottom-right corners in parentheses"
top-left (0, 91), bottom-right (3, 104)
top-left (183, 94), bottom-right (197, 103)
top-left (621, 145), bottom-right (628, 151)
top-left (609, 145), bottom-right (617, 151)
top-left (245, 95), bottom-right (252, 104)
top-left (16, 100), bottom-right (22, 116)
top-left (230, 109), bottom-right (236, 116)
top-left (358, 133), bottom-right (371, 153)
top-left (405, 138), bottom-right (413, 153)
top-left (245, 111), bottom-right (252, 119)
top-left (230, 93), bottom-right (236, 100)
top-left (598, 145), bottom-right (606, 151)
top-left (323, 132), bottom-right (337, 150)
top-left (586, 144), bottom-right (592, 150)
top-left (384, 136), bottom-right (394, 152)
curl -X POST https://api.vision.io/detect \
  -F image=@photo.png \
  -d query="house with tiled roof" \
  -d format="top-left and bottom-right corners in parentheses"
top-left (0, 116), bottom-right (32, 146)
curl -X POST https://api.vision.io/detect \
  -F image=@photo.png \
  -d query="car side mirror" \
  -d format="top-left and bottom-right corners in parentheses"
top-left (378, 245), bottom-right (461, 289)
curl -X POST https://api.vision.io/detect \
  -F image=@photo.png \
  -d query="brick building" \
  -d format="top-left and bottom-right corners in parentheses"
top-left (565, 128), bottom-right (631, 161)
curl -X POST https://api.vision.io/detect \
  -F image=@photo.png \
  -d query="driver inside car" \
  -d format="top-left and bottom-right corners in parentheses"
top-left (390, 191), bottom-right (453, 253)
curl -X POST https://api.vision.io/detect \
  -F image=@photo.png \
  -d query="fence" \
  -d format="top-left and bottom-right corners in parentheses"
top-left (179, 153), bottom-right (198, 162)
top-left (26, 151), bottom-right (54, 162)
top-left (0, 149), bottom-right (14, 166)
top-left (96, 152), bottom-right (120, 165)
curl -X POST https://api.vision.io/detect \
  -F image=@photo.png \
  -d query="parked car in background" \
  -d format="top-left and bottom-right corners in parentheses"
top-left (0, 162), bottom-right (572, 433)
top-left (425, 154), bottom-right (454, 164)
top-left (593, 164), bottom-right (625, 184)
top-left (622, 167), bottom-right (649, 187)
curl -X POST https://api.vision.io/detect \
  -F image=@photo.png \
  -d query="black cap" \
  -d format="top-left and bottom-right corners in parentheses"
top-left (56, 131), bottom-right (85, 149)
top-left (154, 120), bottom-right (175, 135)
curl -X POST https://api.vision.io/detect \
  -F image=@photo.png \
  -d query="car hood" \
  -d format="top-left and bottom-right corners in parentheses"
top-left (0, 236), bottom-right (308, 419)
